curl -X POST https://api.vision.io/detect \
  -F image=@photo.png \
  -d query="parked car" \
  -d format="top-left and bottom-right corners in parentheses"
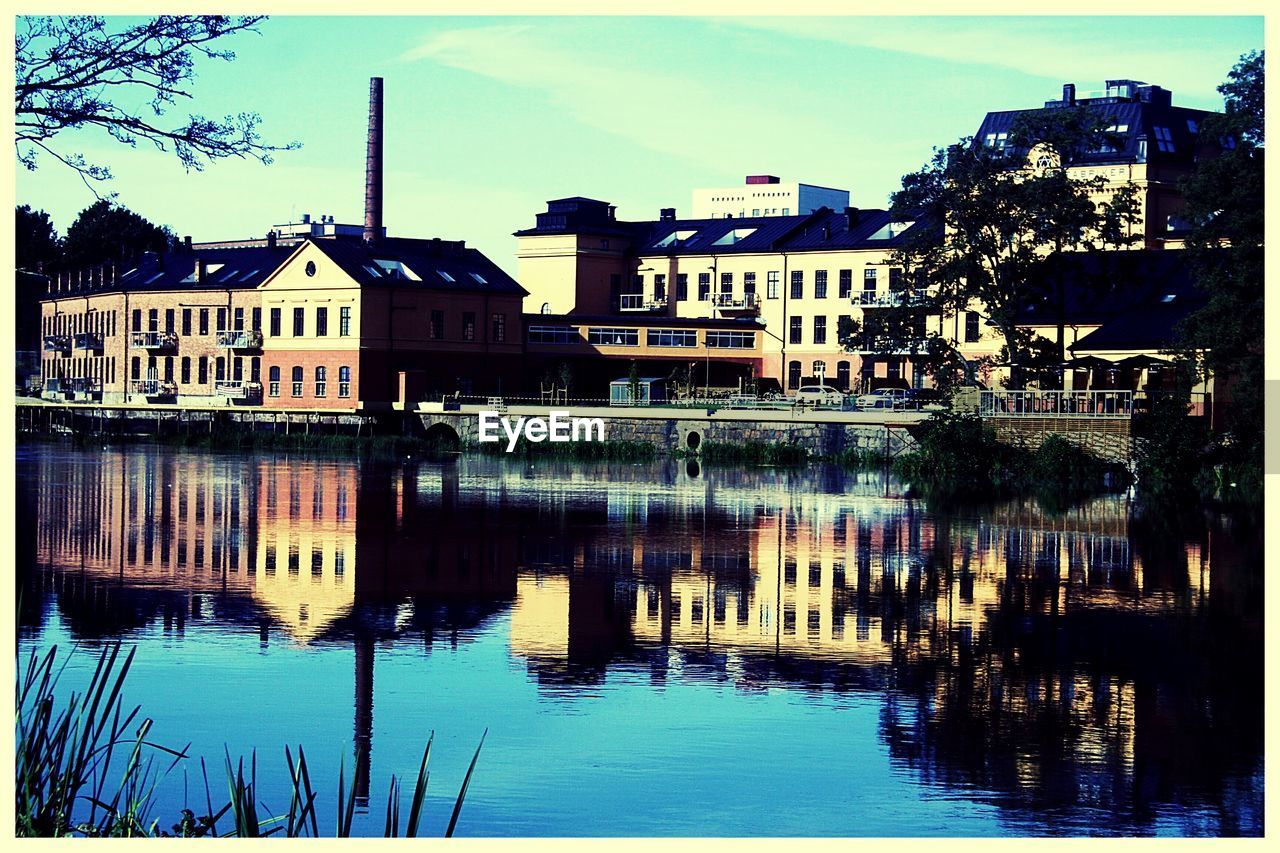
top-left (903, 388), bottom-right (948, 411)
top-left (793, 385), bottom-right (845, 407)
top-left (855, 388), bottom-right (910, 409)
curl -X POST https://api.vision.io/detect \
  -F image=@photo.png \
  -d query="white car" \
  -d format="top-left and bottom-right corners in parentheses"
top-left (793, 385), bottom-right (846, 407)
top-left (855, 388), bottom-right (909, 409)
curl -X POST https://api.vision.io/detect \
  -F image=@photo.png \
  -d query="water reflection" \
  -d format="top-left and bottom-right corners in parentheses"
top-left (16, 447), bottom-right (1262, 836)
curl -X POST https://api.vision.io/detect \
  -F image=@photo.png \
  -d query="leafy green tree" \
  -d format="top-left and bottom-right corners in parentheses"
top-left (62, 200), bottom-right (176, 268)
top-left (1178, 50), bottom-right (1264, 476)
top-left (15, 16), bottom-right (298, 194)
top-left (883, 110), bottom-right (1140, 389)
top-left (15, 204), bottom-right (61, 271)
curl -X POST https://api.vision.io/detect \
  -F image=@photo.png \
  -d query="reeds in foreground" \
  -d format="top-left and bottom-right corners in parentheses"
top-left (15, 642), bottom-right (485, 837)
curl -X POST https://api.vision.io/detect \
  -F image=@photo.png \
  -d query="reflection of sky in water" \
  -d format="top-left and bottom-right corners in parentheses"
top-left (15, 446), bottom-right (1263, 837)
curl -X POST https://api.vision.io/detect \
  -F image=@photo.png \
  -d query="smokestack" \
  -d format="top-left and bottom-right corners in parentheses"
top-left (364, 76), bottom-right (384, 245)
top-left (1063, 83), bottom-right (1076, 105)
top-left (266, 230), bottom-right (277, 249)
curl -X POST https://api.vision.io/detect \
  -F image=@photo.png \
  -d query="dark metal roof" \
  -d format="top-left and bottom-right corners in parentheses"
top-left (42, 245), bottom-right (295, 300)
top-left (517, 206), bottom-right (940, 255)
top-left (305, 237), bottom-right (526, 296)
top-left (526, 314), bottom-right (766, 330)
top-left (975, 99), bottom-right (1220, 167)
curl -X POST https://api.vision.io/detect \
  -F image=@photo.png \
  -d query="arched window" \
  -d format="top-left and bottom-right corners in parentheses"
top-left (787, 360), bottom-right (801, 390)
top-left (540, 303), bottom-right (551, 314)
top-left (291, 366), bottom-right (303, 397)
top-left (836, 361), bottom-right (850, 391)
top-left (812, 360), bottom-right (825, 381)
top-left (268, 366), bottom-right (281, 397)
top-left (315, 366), bottom-right (327, 398)
top-left (338, 366), bottom-right (351, 398)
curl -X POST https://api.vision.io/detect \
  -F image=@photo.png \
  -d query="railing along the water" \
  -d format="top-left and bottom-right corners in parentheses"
top-left (980, 390), bottom-right (1134, 419)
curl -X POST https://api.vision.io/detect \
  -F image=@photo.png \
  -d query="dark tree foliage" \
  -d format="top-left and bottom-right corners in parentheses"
top-left (1178, 51), bottom-right (1264, 473)
top-left (62, 200), bottom-right (177, 268)
top-left (16, 205), bottom-right (61, 271)
top-left (15, 16), bottom-right (298, 194)
top-left (859, 109), bottom-right (1141, 390)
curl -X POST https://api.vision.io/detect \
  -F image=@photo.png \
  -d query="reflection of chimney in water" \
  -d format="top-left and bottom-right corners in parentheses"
top-left (353, 633), bottom-right (375, 806)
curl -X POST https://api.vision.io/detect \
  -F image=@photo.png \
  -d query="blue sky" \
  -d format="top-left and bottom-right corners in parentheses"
top-left (15, 15), bottom-right (1262, 273)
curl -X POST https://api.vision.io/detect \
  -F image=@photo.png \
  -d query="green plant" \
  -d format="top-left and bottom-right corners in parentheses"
top-left (16, 643), bottom-right (485, 838)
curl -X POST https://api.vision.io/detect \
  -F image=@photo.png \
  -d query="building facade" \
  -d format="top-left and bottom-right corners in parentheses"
top-left (691, 175), bottom-right (851, 220)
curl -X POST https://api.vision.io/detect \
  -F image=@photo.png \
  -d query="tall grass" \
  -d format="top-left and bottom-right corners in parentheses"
top-left (15, 643), bottom-right (485, 838)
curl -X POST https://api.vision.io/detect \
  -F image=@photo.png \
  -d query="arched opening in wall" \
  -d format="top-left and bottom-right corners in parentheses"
top-left (686, 430), bottom-right (701, 452)
top-left (424, 422), bottom-right (461, 453)
top-left (685, 459), bottom-right (701, 479)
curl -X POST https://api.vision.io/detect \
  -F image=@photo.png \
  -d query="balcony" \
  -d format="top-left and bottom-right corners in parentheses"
top-left (73, 332), bottom-right (103, 351)
top-left (43, 335), bottom-right (70, 354)
top-left (215, 380), bottom-right (263, 401)
top-left (132, 378), bottom-right (177, 398)
top-left (618, 294), bottom-right (667, 313)
top-left (851, 290), bottom-right (907, 307)
top-left (131, 331), bottom-right (178, 350)
top-left (43, 377), bottom-right (102, 400)
top-left (216, 329), bottom-right (264, 350)
top-left (713, 292), bottom-right (761, 316)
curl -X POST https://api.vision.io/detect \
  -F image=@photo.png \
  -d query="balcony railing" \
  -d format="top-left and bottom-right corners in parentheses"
top-left (131, 331), bottom-right (178, 350)
top-left (618, 294), bottom-right (667, 312)
top-left (851, 290), bottom-right (907, 307)
top-left (712, 293), bottom-right (760, 313)
top-left (43, 335), bottom-right (70, 354)
top-left (44, 377), bottom-right (102, 398)
top-left (215, 380), bottom-right (263, 400)
top-left (73, 332), bottom-right (103, 351)
top-left (216, 329), bottom-right (264, 349)
top-left (132, 378), bottom-right (178, 398)
top-left (980, 390), bottom-right (1133, 419)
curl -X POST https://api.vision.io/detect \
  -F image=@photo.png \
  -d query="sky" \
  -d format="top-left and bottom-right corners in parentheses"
top-left (15, 15), bottom-right (1263, 274)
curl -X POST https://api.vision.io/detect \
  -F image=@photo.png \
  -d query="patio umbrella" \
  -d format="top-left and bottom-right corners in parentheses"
top-left (1115, 354), bottom-right (1170, 370)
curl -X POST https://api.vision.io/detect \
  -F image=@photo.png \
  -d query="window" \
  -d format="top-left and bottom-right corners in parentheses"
top-left (215, 357), bottom-right (225, 381)
top-left (965, 311), bottom-right (981, 342)
top-left (252, 307), bottom-right (261, 331)
top-left (889, 268), bottom-right (904, 291)
top-left (587, 327), bottom-right (639, 346)
top-left (863, 268), bottom-right (877, 291)
top-left (462, 312), bottom-right (476, 341)
top-left (197, 309), bottom-right (208, 336)
top-left (815, 270), bottom-right (828, 299)
top-left (813, 316), bottom-right (827, 345)
top-left (164, 357), bottom-right (174, 382)
top-left (712, 228), bottom-right (756, 245)
top-left (705, 331), bottom-right (755, 349)
top-left (149, 309), bottom-right (159, 332)
top-left (269, 308), bottom-right (281, 337)
top-left (752, 208), bottom-right (760, 217)
top-left (268, 366), bottom-right (280, 397)
top-left (676, 273), bottom-right (688, 301)
top-left (232, 357), bottom-right (243, 382)
top-left (654, 230), bottom-right (698, 248)
top-left (315, 307), bottom-right (328, 337)
top-left (767, 271), bottom-right (780, 299)
top-left (698, 273), bottom-right (711, 301)
top-left (338, 366), bottom-right (351, 398)
top-left (132, 309), bottom-right (142, 331)
top-left (528, 325), bottom-right (578, 344)
top-left (836, 361), bottom-right (850, 390)
top-left (781, 208), bottom-right (790, 216)
top-left (719, 272), bottom-right (733, 296)
top-left (291, 366), bottom-right (303, 397)
top-left (182, 309), bottom-right (192, 336)
top-left (743, 272), bottom-right (756, 298)
top-left (315, 366), bottom-right (327, 398)
top-left (492, 313), bottom-right (506, 343)
top-left (540, 303), bottom-right (551, 314)
top-left (654, 274), bottom-right (666, 302)
top-left (233, 307), bottom-right (244, 331)
top-left (812, 360), bottom-right (825, 380)
top-left (839, 270), bottom-right (852, 299)
top-left (216, 308), bottom-right (226, 332)
top-left (430, 310), bottom-right (444, 340)
top-left (791, 270), bottom-right (803, 299)
top-left (198, 356), bottom-right (208, 384)
top-left (1154, 125), bottom-right (1175, 153)
top-left (984, 131), bottom-right (1008, 150)
top-left (789, 316), bottom-right (802, 344)
top-left (165, 309), bottom-right (175, 333)
top-left (181, 357), bottom-right (191, 384)
top-left (292, 307), bottom-right (304, 337)
top-left (250, 357), bottom-right (260, 383)
top-left (647, 329), bottom-right (698, 348)
top-left (338, 306), bottom-right (351, 337)
top-left (788, 361), bottom-right (802, 389)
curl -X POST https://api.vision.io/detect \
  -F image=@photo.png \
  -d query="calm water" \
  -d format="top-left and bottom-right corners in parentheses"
top-left (15, 444), bottom-right (1263, 837)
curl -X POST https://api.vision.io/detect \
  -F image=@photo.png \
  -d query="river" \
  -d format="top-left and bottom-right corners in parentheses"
top-left (14, 443), bottom-right (1263, 836)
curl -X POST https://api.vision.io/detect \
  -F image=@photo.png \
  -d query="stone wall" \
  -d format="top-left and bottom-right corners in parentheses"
top-left (986, 417), bottom-right (1133, 465)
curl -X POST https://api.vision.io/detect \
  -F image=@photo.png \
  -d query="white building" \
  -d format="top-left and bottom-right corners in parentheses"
top-left (691, 175), bottom-right (850, 220)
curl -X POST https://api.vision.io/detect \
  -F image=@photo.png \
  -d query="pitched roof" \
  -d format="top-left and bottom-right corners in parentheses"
top-left (43, 245), bottom-right (295, 299)
top-left (306, 237), bottom-right (526, 296)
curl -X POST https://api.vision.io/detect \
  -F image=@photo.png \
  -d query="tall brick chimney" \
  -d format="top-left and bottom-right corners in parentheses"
top-left (363, 77), bottom-right (384, 245)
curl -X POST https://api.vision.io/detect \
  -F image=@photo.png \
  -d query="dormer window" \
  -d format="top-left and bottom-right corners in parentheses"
top-left (654, 229), bottom-right (699, 248)
top-left (712, 228), bottom-right (756, 246)
top-left (868, 221), bottom-right (915, 240)
top-left (1153, 126), bottom-right (1175, 153)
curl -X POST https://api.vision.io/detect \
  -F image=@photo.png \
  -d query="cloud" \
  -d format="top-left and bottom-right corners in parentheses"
top-left (398, 22), bottom-right (842, 174)
top-left (715, 16), bottom-right (1255, 102)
